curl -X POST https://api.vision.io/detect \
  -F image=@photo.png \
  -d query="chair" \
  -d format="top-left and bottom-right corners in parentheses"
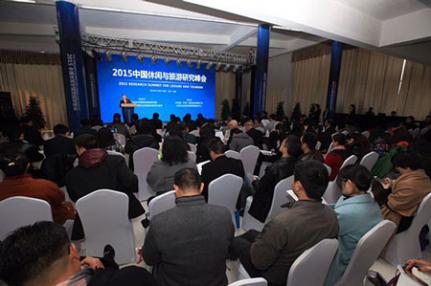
top-left (0, 196), bottom-right (53, 240)
top-left (197, 160), bottom-right (210, 175)
top-left (228, 278), bottom-right (267, 286)
top-left (266, 176), bottom-right (294, 221)
top-left (359, 151), bottom-right (379, 171)
top-left (188, 143), bottom-right (197, 153)
top-left (114, 133), bottom-right (126, 146)
top-left (226, 150), bottom-right (241, 160)
top-left (107, 150), bottom-right (125, 158)
top-left (188, 151), bottom-right (197, 163)
top-left (133, 147), bottom-right (159, 201)
top-left (242, 176), bottom-right (294, 232)
top-left (148, 190), bottom-right (176, 219)
top-left (323, 155), bottom-right (357, 204)
top-left (335, 220), bottom-right (396, 285)
top-left (215, 130), bottom-right (224, 141)
top-left (240, 145), bottom-right (260, 177)
top-left (208, 174), bottom-right (243, 226)
top-left (382, 193), bottom-right (431, 266)
top-left (315, 141), bottom-right (322, 150)
top-left (287, 239), bottom-right (339, 286)
top-left (76, 189), bottom-right (136, 265)
top-left (323, 164), bottom-right (332, 175)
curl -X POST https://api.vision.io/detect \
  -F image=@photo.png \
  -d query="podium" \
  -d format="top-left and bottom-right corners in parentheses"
top-left (120, 103), bottom-right (136, 124)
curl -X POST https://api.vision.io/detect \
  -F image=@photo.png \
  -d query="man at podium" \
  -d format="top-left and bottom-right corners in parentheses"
top-left (119, 95), bottom-right (136, 125)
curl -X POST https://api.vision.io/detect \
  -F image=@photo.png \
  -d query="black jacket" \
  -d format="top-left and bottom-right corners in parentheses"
top-left (43, 135), bottom-right (76, 158)
top-left (201, 155), bottom-right (245, 201)
top-left (247, 128), bottom-right (265, 149)
top-left (89, 266), bottom-right (157, 286)
top-left (65, 149), bottom-right (145, 240)
top-left (248, 156), bottom-right (298, 222)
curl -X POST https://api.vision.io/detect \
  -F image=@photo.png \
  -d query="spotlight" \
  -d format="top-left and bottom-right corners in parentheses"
top-left (223, 64), bottom-right (231, 72)
top-left (137, 54), bottom-right (144, 64)
top-left (187, 60), bottom-right (193, 68)
top-left (151, 55), bottom-right (157, 65)
top-left (121, 51), bottom-right (128, 62)
top-left (165, 57), bottom-right (171, 65)
top-left (196, 60), bottom-right (201, 69)
top-left (233, 65), bottom-right (241, 72)
top-left (85, 49), bottom-right (94, 58)
top-left (176, 58), bottom-right (182, 67)
top-left (105, 50), bottom-right (112, 61)
top-left (215, 63), bottom-right (222, 71)
top-left (206, 62), bottom-right (214, 70)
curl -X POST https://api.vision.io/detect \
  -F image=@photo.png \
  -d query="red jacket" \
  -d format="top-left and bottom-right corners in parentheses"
top-left (0, 174), bottom-right (75, 224)
top-left (324, 148), bottom-right (352, 181)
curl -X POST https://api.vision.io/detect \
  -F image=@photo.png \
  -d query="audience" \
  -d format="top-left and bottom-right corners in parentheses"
top-left (75, 119), bottom-right (98, 137)
top-left (109, 113), bottom-right (129, 137)
top-left (142, 168), bottom-right (234, 286)
top-left (0, 222), bottom-right (157, 286)
top-left (346, 132), bottom-right (371, 161)
top-left (147, 136), bottom-right (196, 195)
top-left (97, 127), bottom-right (117, 151)
top-left (65, 134), bottom-right (144, 240)
top-left (248, 135), bottom-right (302, 222)
top-left (300, 132), bottom-right (323, 162)
top-left (325, 165), bottom-right (383, 286)
top-left (201, 138), bottom-right (246, 202)
top-left (43, 124), bottom-right (75, 157)
top-left (196, 123), bottom-right (216, 163)
top-left (244, 120), bottom-right (264, 149)
top-left (151, 112), bottom-right (163, 130)
top-left (380, 151), bottom-right (431, 233)
top-left (0, 144), bottom-right (75, 224)
top-left (230, 160), bottom-right (339, 286)
top-left (324, 133), bottom-right (352, 180)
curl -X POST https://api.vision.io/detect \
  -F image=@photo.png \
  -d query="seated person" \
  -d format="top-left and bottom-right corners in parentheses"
top-left (108, 113), bottom-right (129, 137)
top-left (201, 138), bottom-right (246, 203)
top-left (43, 124), bottom-right (75, 158)
top-left (65, 134), bottom-right (144, 240)
top-left (381, 151), bottom-right (431, 233)
top-left (244, 120), bottom-right (264, 149)
top-left (248, 135), bottom-right (302, 222)
top-left (228, 127), bottom-right (254, 152)
top-left (0, 144), bottom-right (74, 224)
top-left (346, 132), bottom-right (371, 161)
top-left (230, 160), bottom-right (339, 286)
top-left (299, 132), bottom-right (323, 162)
top-left (325, 165), bottom-right (383, 286)
top-left (142, 168), bottom-right (234, 286)
top-left (196, 123), bottom-right (216, 163)
top-left (324, 133), bottom-right (352, 180)
top-left (147, 136), bottom-right (196, 195)
top-left (75, 119), bottom-right (98, 137)
top-left (97, 127), bottom-right (118, 151)
top-left (0, 221), bottom-right (156, 286)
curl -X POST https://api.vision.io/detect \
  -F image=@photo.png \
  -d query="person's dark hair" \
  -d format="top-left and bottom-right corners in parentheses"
top-left (0, 221), bottom-right (70, 286)
top-left (174, 168), bottom-right (201, 192)
top-left (131, 113), bottom-right (139, 122)
top-left (302, 132), bottom-right (318, 150)
top-left (74, 134), bottom-right (98, 150)
top-left (0, 144), bottom-right (29, 177)
top-left (208, 138), bottom-right (225, 155)
top-left (137, 119), bottom-right (153, 135)
top-left (337, 164), bottom-right (374, 192)
top-left (97, 127), bottom-right (115, 149)
top-left (53, 124), bottom-right (69, 136)
top-left (153, 113), bottom-right (159, 120)
top-left (294, 160), bottom-right (329, 201)
top-left (162, 136), bottom-right (188, 165)
top-left (333, 133), bottom-right (346, 146)
top-left (392, 151), bottom-right (422, 170)
top-left (283, 135), bottom-right (302, 157)
top-left (199, 123), bottom-right (215, 138)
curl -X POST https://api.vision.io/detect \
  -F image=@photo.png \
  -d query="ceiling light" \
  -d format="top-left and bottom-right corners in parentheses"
top-left (121, 51), bottom-right (128, 62)
top-left (215, 63), bottom-right (222, 71)
top-left (196, 60), bottom-right (201, 69)
top-left (206, 62), bottom-right (214, 70)
top-left (151, 55), bottom-right (157, 64)
top-left (176, 58), bottom-right (182, 67)
top-left (187, 60), bottom-right (193, 68)
top-left (165, 58), bottom-right (171, 65)
top-left (137, 54), bottom-right (144, 64)
top-left (105, 50), bottom-right (112, 61)
top-left (12, 0), bottom-right (36, 3)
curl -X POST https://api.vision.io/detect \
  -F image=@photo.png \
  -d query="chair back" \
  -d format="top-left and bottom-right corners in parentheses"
top-left (148, 190), bottom-right (176, 219)
top-left (240, 145), bottom-right (260, 176)
top-left (324, 155), bottom-right (357, 204)
top-left (228, 278), bottom-right (267, 286)
top-left (287, 239), bottom-right (339, 286)
top-left (188, 151), bottom-right (197, 163)
top-left (323, 164), bottom-right (332, 175)
top-left (114, 133), bottom-right (126, 146)
top-left (266, 176), bottom-right (294, 221)
top-left (197, 160), bottom-right (210, 175)
top-left (315, 141), bottom-right (322, 150)
top-left (383, 192), bottom-right (431, 265)
top-left (188, 143), bottom-right (197, 153)
top-left (208, 174), bottom-right (243, 225)
top-left (133, 147), bottom-right (159, 201)
top-left (107, 150), bottom-right (126, 158)
top-left (335, 220), bottom-right (396, 286)
top-left (0, 196), bottom-right (53, 240)
top-left (225, 150), bottom-right (241, 160)
top-left (360, 152), bottom-right (379, 171)
top-left (340, 155), bottom-right (357, 169)
top-left (76, 189), bottom-right (135, 265)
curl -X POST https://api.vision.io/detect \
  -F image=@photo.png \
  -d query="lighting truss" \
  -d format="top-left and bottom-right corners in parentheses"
top-left (81, 34), bottom-right (253, 67)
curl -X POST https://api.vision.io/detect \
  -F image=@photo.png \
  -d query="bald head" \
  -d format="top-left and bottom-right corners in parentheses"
top-left (228, 120), bottom-right (239, 130)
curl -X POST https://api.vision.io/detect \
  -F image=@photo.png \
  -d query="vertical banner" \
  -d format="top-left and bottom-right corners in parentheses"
top-left (252, 24), bottom-right (270, 119)
top-left (56, 1), bottom-right (89, 132)
top-left (84, 52), bottom-right (100, 120)
top-left (235, 70), bottom-right (243, 113)
top-left (326, 41), bottom-right (343, 119)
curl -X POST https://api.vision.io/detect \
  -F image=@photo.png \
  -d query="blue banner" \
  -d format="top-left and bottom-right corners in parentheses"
top-left (326, 41), bottom-right (343, 119)
top-left (96, 55), bottom-right (216, 122)
top-left (252, 24), bottom-right (270, 118)
top-left (56, 1), bottom-right (89, 132)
